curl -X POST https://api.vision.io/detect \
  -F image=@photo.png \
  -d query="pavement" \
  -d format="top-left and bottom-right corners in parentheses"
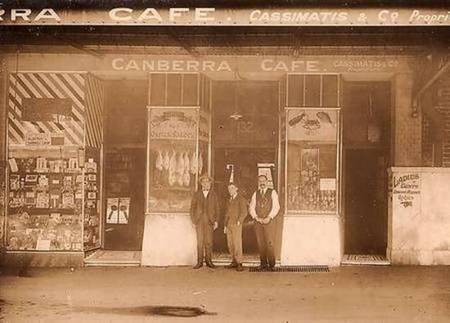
top-left (0, 265), bottom-right (449, 322)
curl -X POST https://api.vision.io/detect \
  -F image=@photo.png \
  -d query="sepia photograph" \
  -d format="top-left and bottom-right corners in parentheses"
top-left (0, 0), bottom-right (449, 322)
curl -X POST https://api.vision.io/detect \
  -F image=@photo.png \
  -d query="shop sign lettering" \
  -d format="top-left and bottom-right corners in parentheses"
top-left (260, 60), bottom-right (320, 72)
top-left (0, 8), bottom-right (449, 26)
top-left (25, 132), bottom-right (51, 146)
top-left (392, 173), bottom-right (421, 209)
top-left (110, 57), bottom-right (404, 73)
top-left (149, 110), bottom-right (197, 139)
top-left (333, 59), bottom-right (400, 72)
top-left (112, 58), bottom-right (232, 72)
top-left (393, 173), bottom-right (420, 190)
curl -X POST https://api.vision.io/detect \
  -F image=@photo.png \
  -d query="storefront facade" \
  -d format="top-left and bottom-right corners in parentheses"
top-left (0, 4), bottom-right (449, 267)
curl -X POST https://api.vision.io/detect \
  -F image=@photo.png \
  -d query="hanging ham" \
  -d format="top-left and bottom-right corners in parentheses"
top-left (168, 150), bottom-right (177, 186)
top-left (190, 151), bottom-right (198, 175)
top-left (183, 169), bottom-right (190, 187)
top-left (155, 150), bottom-right (163, 171)
top-left (163, 151), bottom-right (170, 171)
top-left (198, 152), bottom-right (203, 175)
top-left (183, 152), bottom-right (190, 174)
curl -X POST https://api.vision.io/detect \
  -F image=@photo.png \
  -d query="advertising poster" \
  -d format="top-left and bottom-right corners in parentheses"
top-left (149, 108), bottom-right (198, 140)
top-left (106, 197), bottom-right (130, 224)
top-left (288, 109), bottom-right (337, 141)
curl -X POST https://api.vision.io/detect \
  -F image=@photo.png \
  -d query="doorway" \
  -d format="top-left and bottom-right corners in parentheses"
top-left (344, 148), bottom-right (388, 254)
top-left (213, 148), bottom-right (276, 255)
top-left (211, 80), bottom-right (280, 259)
top-left (102, 80), bottom-right (148, 251)
top-left (104, 148), bottom-right (146, 250)
top-left (343, 81), bottom-right (390, 257)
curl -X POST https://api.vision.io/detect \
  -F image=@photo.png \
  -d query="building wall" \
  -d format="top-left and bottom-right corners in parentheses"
top-left (436, 75), bottom-right (450, 167)
top-left (392, 73), bottom-right (422, 166)
top-left (388, 167), bottom-right (450, 265)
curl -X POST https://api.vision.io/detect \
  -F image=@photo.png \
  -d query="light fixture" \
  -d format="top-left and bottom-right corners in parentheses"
top-left (229, 70), bottom-right (243, 121)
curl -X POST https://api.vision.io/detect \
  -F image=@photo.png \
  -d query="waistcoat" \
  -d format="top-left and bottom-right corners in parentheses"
top-left (255, 188), bottom-right (272, 219)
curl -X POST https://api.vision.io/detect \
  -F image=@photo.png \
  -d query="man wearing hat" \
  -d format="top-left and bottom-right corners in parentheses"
top-left (223, 182), bottom-right (248, 272)
top-left (190, 174), bottom-right (220, 269)
top-left (249, 174), bottom-right (280, 271)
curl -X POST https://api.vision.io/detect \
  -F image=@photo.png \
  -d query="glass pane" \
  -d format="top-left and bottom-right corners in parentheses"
top-left (150, 74), bottom-right (166, 106)
top-left (182, 74), bottom-right (199, 106)
top-left (147, 108), bottom-right (199, 213)
top-left (322, 75), bottom-right (339, 107)
top-left (166, 74), bottom-right (182, 106)
top-left (286, 108), bottom-right (339, 214)
top-left (287, 75), bottom-right (304, 107)
top-left (305, 75), bottom-right (321, 107)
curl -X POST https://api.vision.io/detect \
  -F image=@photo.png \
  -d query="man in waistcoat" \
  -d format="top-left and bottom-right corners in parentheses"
top-left (190, 174), bottom-right (220, 269)
top-left (223, 182), bottom-right (248, 272)
top-left (249, 175), bottom-right (280, 271)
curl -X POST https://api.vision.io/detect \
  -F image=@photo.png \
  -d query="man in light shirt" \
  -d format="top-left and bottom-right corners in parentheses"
top-left (249, 174), bottom-right (280, 271)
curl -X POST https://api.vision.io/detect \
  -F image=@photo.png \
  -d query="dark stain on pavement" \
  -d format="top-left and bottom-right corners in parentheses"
top-left (74, 305), bottom-right (217, 317)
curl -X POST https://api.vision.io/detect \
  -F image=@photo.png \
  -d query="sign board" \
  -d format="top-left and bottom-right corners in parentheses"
top-left (0, 7), bottom-right (449, 26)
top-left (149, 108), bottom-right (198, 140)
top-left (393, 173), bottom-right (421, 209)
top-left (22, 98), bottom-right (72, 122)
top-left (287, 109), bottom-right (338, 141)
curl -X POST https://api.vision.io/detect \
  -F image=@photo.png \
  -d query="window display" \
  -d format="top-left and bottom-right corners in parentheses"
top-left (285, 108), bottom-right (340, 214)
top-left (147, 107), bottom-right (210, 213)
top-left (83, 148), bottom-right (101, 250)
top-left (6, 152), bottom-right (83, 250)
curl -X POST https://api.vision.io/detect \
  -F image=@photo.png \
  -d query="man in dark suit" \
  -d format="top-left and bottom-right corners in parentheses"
top-left (190, 174), bottom-right (219, 269)
top-left (223, 182), bottom-right (248, 272)
top-left (249, 175), bottom-right (280, 271)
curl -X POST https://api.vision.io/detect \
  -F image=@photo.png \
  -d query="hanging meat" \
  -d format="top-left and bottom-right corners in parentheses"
top-left (155, 150), bottom-right (163, 171)
top-left (163, 151), bottom-right (170, 171)
top-left (183, 168), bottom-right (190, 187)
top-left (177, 152), bottom-right (185, 186)
top-left (177, 151), bottom-right (185, 176)
top-left (168, 150), bottom-right (177, 186)
top-left (183, 152), bottom-right (190, 174)
top-left (198, 152), bottom-right (203, 175)
top-left (190, 151), bottom-right (198, 175)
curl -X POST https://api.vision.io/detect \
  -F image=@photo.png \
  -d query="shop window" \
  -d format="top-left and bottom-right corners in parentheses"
top-left (305, 75), bottom-right (321, 106)
top-left (322, 75), bottom-right (339, 107)
top-left (148, 73), bottom-right (203, 107)
top-left (149, 74), bottom-right (166, 106)
top-left (286, 74), bottom-right (340, 108)
top-left (166, 74), bottom-right (182, 106)
top-left (146, 107), bottom-right (210, 213)
top-left (146, 73), bottom-right (211, 214)
top-left (287, 75), bottom-right (304, 107)
top-left (283, 108), bottom-right (341, 214)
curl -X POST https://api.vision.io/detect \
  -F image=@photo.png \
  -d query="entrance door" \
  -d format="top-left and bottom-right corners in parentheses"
top-left (213, 148), bottom-right (276, 255)
top-left (104, 148), bottom-right (146, 250)
top-left (344, 148), bottom-right (388, 255)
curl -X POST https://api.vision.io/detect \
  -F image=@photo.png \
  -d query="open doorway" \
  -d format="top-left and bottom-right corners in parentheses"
top-left (211, 80), bottom-right (280, 260)
top-left (103, 80), bottom-right (147, 251)
top-left (342, 81), bottom-right (390, 264)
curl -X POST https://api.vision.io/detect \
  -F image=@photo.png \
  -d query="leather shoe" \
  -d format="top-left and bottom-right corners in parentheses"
top-left (193, 262), bottom-right (203, 269)
top-left (205, 261), bottom-right (216, 269)
top-left (236, 264), bottom-right (244, 272)
top-left (257, 264), bottom-right (268, 271)
top-left (227, 262), bottom-right (238, 269)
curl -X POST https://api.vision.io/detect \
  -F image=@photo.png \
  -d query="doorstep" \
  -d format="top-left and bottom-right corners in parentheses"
top-left (84, 250), bottom-right (141, 267)
top-left (341, 254), bottom-right (390, 266)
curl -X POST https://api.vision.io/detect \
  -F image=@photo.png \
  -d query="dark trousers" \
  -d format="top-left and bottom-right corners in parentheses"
top-left (254, 221), bottom-right (276, 268)
top-left (195, 220), bottom-right (214, 263)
